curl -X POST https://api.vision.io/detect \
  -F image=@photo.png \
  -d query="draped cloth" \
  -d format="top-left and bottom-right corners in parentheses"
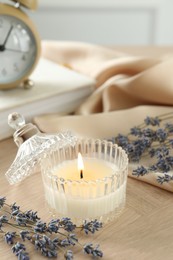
top-left (34, 41), bottom-right (173, 192)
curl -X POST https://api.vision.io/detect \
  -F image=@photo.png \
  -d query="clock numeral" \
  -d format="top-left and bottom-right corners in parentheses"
top-left (13, 63), bottom-right (19, 72)
top-left (2, 68), bottom-right (7, 76)
top-left (0, 18), bottom-right (3, 28)
top-left (22, 54), bottom-right (26, 61)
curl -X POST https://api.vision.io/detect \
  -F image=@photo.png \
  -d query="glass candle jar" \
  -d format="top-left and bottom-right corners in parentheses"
top-left (41, 138), bottom-right (128, 225)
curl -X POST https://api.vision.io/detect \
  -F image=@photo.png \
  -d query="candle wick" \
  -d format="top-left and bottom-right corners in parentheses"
top-left (80, 170), bottom-right (83, 179)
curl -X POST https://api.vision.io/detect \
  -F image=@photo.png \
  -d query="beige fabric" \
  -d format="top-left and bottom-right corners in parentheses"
top-left (34, 41), bottom-right (173, 192)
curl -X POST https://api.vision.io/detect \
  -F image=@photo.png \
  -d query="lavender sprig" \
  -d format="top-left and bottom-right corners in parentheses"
top-left (113, 113), bottom-right (173, 184)
top-left (0, 197), bottom-right (103, 259)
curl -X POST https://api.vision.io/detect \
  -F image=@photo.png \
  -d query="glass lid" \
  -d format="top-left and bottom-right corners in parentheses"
top-left (5, 112), bottom-right (76, 185)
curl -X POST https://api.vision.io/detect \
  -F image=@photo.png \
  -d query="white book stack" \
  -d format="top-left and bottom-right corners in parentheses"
top-left (0, 58), bottom-right (95, 140)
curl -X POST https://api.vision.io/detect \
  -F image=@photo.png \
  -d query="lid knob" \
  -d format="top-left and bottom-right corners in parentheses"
top-left (8, 112), bottom-right (39, 147)
top-left (8, 112), bottom-right (25, 130)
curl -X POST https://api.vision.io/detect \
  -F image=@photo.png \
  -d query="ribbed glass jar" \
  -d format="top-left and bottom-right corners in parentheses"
top-left (41, 138), bottom-right (128, 225)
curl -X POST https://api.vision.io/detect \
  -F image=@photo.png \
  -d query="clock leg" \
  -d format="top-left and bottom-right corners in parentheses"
top-left (22, 79), bottom-right (34, 89)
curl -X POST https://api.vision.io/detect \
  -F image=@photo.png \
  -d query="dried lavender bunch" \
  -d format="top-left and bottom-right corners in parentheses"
top-left (111, 112), bottom-right (173, 184)
top-left (0, 197), bottom-right (103, 260)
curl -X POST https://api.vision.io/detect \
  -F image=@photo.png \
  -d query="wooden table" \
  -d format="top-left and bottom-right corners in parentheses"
top-left (0, 137), bottom-right (173, 260)
top-left (1, 46), bottom-right (173, 259)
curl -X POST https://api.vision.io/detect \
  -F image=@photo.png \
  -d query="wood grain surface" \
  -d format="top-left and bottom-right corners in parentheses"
top-left (1, 46), bottom-right (173, 260)
top-left (0, 137), bottom-right (173, 260)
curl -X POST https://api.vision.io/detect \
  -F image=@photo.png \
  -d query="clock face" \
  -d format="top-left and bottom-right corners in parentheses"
top-left (0, 15), bottom-right (37, 85)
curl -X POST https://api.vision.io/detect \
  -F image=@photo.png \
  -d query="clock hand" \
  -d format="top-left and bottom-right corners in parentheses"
top-left (5, 48), bottom-right (29, 54)
top-left (3, 25), bottom-right (13, 47)
top-left (0, 25), bottom-right (13, 52)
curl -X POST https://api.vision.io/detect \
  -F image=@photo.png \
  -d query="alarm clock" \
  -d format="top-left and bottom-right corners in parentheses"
top-left (0, 0), bottom-right (41, 90)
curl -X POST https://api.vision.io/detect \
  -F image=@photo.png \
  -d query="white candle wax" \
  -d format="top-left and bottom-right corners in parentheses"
top-left (53, 158), bottom-right (115, 181)
top-left (43, 157), bottom-right (126, 222)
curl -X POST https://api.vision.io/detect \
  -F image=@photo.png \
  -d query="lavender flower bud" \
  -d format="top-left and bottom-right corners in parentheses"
top-left (61, 239), bottom-right (71, 247)
top-left (47, 219), bottom-right (59, 233)
top-left (12, 242), bottom-right (26, 254)
top-left (0, 215), bottom-right (8, 223)
top-left (24, 210), bottom-right (40, 222)
top-left (155, 129), bottom-right (167, 142)
top-left (4, 232), bottom-right (16, 244)
top-left (34, 221), bottom-right (47, 233)
top-left (10, 203), bottom-right (20, 212)
top-left (83, 220), bottom-right (102, 234)
top-left (144, 116), bottom-right (160, 126)
top-left (20, 231), bottom-right (31, 241)
top-left (132, 166), bottom-right (148, 177)
top-left (156, 159), bottom-right (170, 172)
top-left (16, 213), bottom-right (27, 226)
top-left (68, 233), bottom-right (78, 242)
top-left (11, 209), bottom-right (20, 217)
top-left (166, 156), bottom-right (173, 167)
top-left (83, 243), bottom-right (103, 258)
top-left (0, 215), bottom-right (8, 229)
top-left (65, 250), bottom-right (73, 260)
top-left (142, 128), bottom-right (155, 139)
top-left (60, 218), bottom-right (76, 232)
top-left (169, 139), bottom-right (173, 148)
top-left (115, 134), bottom-right (129, 147)
top-left (157, 174), bottom-right (173, 184)
top-left (165, 123), bottom-right (173, 133)
top-left (16, 250), bottom-right (29, 260)
top-left (130, 127), bottom-right (142, 136)
top-left (0, 197), bottom-right (6, 208)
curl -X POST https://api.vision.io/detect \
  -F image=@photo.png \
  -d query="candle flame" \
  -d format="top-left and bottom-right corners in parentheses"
top-left (78, 153), bottom-right (84, 171)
